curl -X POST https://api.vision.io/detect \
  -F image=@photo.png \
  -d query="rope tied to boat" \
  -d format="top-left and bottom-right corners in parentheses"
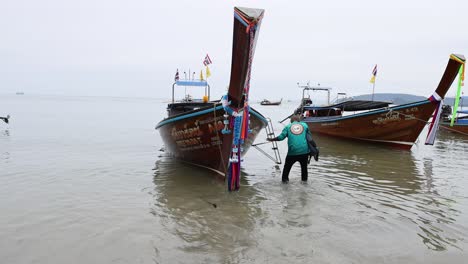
top-left (212, 103), bottom-right (228, 175)
top-left (439, 124), bottom-right (468, 136)
top-left (246, 19), bottom-right (257, 33)
top-left (367, 104), bottom-right (461, 144)
top-left (234, 8), bottom-right (263, 34)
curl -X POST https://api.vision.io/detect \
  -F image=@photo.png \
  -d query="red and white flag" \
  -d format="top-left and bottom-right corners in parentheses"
top-left (203, 54), bottom-right (212, 66)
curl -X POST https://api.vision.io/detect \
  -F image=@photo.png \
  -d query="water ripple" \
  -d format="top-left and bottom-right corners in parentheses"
top-left (311, 148), bottom-right (466, 251)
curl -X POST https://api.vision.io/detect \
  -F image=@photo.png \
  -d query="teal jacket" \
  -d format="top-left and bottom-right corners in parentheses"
top-left (276, 121), bottom-right (310, 156)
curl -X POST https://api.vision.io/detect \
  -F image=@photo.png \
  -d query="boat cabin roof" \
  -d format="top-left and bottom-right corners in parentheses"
top-left (175, 80), bottom-right (208, 87)
top-left (304, 100), bottom-right (391, 111)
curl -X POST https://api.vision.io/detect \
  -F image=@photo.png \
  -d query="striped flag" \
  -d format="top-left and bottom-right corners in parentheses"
top-left (203, 54), bottom-right (212, 66)
top-left (174, 69), bottom-right (179, 81)
top-left (369, 64), bottom-right (377, 84)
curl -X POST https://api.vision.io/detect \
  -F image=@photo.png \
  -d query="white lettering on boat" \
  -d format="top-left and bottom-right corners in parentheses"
top-left (372, 112), bottom-right (401, 125)
top-left (171, 121), bottom-right (204, 140)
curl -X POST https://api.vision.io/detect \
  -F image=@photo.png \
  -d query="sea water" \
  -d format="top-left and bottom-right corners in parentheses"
top-left (1, 94), bottom-right (467, 263)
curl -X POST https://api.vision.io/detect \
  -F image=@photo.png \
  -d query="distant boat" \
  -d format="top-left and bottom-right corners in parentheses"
top-left (260, 98), bottom-right (282, 105)
top-left (16, 92), bottom-right (24, 95)
top-left (288, 54), bottom-right (465, 150)
top-left (155, 7), bottom-right (267, 191)
top-left (439, 105), bottom-right (468, 134)
top-left (1, 115), bottom-right (10, 124)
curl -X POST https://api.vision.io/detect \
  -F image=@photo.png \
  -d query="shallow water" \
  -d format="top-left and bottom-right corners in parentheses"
top-left (1, 95), bottom-right (467, 263)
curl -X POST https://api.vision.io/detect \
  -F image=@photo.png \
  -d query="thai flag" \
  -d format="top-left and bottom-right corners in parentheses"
top-left (203, 54), bottom-right (212, 66)
top-left (372, 64), bottom-right (378, 76)
top-left (174, 69), bottom-right (179, 81)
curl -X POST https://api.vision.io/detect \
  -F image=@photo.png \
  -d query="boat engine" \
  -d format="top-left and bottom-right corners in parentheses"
top-left (441, 105), bottom-right (452, 121)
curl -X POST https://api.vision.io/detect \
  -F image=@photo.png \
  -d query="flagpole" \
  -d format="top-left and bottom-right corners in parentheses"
top-left (370, 64), bottom-right (377, 101)
top-left (372, 81), bottom-right (375, 101)
top-left (205, 65), bottom-right (210, 100)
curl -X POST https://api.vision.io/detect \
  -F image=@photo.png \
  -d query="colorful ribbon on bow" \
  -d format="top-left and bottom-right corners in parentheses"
top-left (450, 62), bottom-right (465, 126)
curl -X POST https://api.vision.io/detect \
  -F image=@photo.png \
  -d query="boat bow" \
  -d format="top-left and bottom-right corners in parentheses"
top-left (228, 7), bottom-right (265, 109)
top-left (425, 54), bottom-right (465, 145)
top-left (432, 54), bottom-right (465, 100)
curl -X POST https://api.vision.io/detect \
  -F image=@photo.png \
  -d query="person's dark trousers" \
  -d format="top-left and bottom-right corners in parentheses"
top-left (282, 154), bottom-right (309, 182)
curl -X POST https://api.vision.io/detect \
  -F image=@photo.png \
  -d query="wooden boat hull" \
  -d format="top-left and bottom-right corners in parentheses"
top-left (440, 121), bottom-right (468, 134)
top-left (260, 99), bottom-right (282, 106)
top-left (260, 102), bottom-right (281, 106)
top-left (304, 100), bottom-right (436, 150)
top-left (156, 104), bottom-right (268, 175)
top-left (297, 54), bottom-right (465, 150)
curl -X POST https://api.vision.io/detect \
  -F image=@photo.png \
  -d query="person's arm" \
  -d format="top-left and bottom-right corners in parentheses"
top-left (268, 126), bottom-right (288, 141)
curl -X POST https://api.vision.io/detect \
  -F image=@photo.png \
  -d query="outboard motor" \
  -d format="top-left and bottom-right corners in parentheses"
top-left (441, 105), bottom-right (452, 121)
top-left (294, 98), bottom-right (312, 115)
top-left (302, 98), bottom-right (312, 106)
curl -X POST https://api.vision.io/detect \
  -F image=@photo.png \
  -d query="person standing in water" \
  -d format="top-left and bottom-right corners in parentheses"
top-left (267, 115), bottom-right (311, 183)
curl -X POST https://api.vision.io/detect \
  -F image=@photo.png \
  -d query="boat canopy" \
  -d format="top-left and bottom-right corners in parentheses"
top-left (172, 79), bottom-right (210, 103)
top-left (304, 100), bottom-right (391, 111)
top-left (175, 80), bottom-right (208, 87)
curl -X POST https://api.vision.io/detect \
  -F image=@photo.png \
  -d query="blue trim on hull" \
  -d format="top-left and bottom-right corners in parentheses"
top-left (156, 105), bottom-right (268, 129)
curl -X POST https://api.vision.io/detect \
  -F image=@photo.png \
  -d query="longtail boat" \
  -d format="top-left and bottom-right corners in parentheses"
top-left (156, 7), bottom-right (267, 191)
top-left (439, 105), bottom-right (468, 135)
top-left (260, 98), bottom-right (282, 106)
top-left (291, 54), bottom-right (465, 150)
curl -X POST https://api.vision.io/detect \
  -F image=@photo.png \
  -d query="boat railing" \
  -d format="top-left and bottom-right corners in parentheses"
top-left (297, 83), bottom-right (332, 115)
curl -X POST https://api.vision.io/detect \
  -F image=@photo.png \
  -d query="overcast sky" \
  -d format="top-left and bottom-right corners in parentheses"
top-left (1, 0), bottom-right (467, 101)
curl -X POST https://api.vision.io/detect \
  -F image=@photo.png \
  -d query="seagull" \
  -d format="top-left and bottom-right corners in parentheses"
top-left (1, 115), bottom-right (10, 124)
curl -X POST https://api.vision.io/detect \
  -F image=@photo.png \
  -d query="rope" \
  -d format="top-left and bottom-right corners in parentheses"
top-left (212, 102), bottom-right (228, 174)
top-left (383, 106), bottom-right (468, 139)
top-left (439, 124), bottom-right (468, 136)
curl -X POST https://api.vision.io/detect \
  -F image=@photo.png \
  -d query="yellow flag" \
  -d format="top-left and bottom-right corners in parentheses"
top-left (369, 64), bottom-right (377, 84)
top-left (200, 70), bottom-right (204, 80)
top-left (206, 66), bottom-right (211, 78)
